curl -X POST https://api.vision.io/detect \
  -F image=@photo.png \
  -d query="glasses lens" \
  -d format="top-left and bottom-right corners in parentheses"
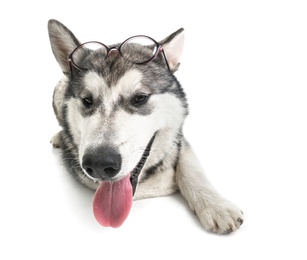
top-left (120, 36), bottom-right (158, 64)
top-left (71, 42), bottom-right (107, 69)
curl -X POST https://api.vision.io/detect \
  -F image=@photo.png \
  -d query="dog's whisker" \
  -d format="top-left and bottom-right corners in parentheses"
top-left (119, 134), bottom-right (139, 147)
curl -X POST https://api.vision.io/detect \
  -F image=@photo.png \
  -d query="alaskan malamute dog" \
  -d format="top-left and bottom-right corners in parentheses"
top-left (48, 19), bottom-right (243, 233)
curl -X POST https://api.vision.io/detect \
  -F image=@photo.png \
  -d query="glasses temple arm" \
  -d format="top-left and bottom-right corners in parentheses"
top-left (159, 46), bottom-right (170, 71)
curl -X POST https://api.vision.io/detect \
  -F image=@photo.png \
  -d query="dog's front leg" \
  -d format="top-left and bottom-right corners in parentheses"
top-left (176, 140), bottom-right (244, 234)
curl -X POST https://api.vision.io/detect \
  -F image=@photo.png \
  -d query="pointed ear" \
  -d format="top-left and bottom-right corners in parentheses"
top-left (160, 28), bottom-right (185, 72)
top-left (48, 19), bottom-right (81, 75)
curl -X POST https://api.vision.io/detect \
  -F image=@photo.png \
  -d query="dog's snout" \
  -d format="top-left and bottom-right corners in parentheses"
top-left (82, 146), bottom-right (122, 180)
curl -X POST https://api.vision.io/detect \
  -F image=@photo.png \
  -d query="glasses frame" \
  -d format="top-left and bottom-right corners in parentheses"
top-left (67, 35), bottom-right (170, 76)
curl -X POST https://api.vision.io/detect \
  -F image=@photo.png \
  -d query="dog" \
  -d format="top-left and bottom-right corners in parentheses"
top-left (48, 19), bottom-right (243, 233)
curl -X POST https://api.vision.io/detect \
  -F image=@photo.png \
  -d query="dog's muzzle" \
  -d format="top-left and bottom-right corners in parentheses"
top-left (82, 133), bottom-right (156, 195)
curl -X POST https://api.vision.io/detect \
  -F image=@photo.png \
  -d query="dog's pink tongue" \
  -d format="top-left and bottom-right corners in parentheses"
top-left (93, 175), bottom-right (133, 228)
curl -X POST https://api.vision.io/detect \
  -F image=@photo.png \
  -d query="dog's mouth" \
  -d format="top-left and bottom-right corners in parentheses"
top-left (92, 134), bottom-right (156, 228)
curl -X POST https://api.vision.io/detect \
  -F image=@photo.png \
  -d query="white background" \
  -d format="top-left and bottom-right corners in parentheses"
top-left (1, 0), bottom-right (307, 259)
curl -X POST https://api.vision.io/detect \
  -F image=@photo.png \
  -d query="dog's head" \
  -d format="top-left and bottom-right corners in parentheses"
top-left (48, 19), bottom-right (188, 227)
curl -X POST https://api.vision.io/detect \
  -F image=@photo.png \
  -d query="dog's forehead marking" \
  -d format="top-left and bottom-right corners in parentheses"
top-left (83, 71), bottom-right (107, 100)
top-left (84, 69), bottom-right (143, 95)
top-left (83, 69), bottom-right (144, 115)
top-left (115, 69), bottom-right (143, 93)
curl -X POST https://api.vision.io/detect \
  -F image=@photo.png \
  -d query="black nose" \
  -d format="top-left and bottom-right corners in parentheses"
top-left (82, 146), bottom-right (122, 180)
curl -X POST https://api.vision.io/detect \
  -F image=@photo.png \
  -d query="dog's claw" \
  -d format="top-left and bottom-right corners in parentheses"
top-left (237, 218), bottom-right (244, 225)
top-left (50, 131), bottom-right (62, 148)
top-left (224, 227), bottom-right (233, 234)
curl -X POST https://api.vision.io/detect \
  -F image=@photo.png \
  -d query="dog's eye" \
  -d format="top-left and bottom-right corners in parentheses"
top-left (131, 94), bottom-right (149, 107)
top-left (82, 97), bottom-right (93, 108)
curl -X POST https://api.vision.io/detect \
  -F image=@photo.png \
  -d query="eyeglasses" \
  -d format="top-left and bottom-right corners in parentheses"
top-left (68, 35), bottom-right (170, 76)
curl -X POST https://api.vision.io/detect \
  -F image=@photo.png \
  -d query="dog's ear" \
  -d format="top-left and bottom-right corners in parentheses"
top-left (48, 19), bottom-right (81, 75)
top-left (160, 28), bottom-right (184, 72)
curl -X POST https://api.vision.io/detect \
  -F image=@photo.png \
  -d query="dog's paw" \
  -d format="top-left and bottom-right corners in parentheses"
top-left (50, 132), bottom-right (62, 148)
top-left (195, 199), bottom-right (244, 234)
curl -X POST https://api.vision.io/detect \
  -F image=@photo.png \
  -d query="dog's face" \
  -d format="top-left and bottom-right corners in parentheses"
top-left (68, 68), bottom-right (185, 181)
top-left (48, 20), bottom-right (187, 227)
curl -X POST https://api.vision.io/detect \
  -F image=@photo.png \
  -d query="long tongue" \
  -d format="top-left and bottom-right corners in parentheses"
top-left (93, 175), bottom-right (132, 228)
